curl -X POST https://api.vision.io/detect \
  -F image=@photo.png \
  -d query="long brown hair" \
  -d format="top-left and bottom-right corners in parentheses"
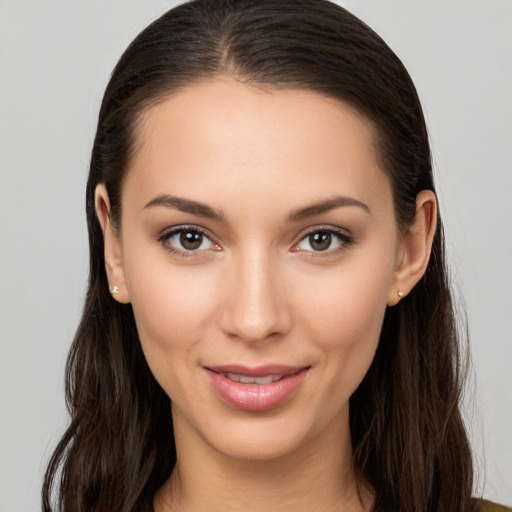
top-left (42, 1), bottom-right (474, 511)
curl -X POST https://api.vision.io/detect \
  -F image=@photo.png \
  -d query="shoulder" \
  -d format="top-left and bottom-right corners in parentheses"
top-left (476, 500), bottom-right (512, 512)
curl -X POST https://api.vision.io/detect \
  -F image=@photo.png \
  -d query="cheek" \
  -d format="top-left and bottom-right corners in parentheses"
top-left (305, 276), bottom-right (387, 371)
top-left (294, 253), bottom-right (394, 397)
top-left (297, 251), bottom-right (393, 341)
top-left (123, 250), bottom-right (220, 384)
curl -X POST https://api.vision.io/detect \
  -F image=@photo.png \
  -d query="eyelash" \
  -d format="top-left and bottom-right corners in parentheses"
top-left (293, 227), bottom-right (355, 257)
top-left (157, 225), bottom-right (220, 258)
top-left (157, 225), bottom-right (355, 258)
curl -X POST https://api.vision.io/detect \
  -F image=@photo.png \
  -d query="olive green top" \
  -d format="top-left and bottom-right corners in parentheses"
top-left (478, 500), bottom-right (512, 512)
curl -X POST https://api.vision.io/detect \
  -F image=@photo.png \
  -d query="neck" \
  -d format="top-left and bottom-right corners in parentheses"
top-left (154, 412), bottom-right (371, 512)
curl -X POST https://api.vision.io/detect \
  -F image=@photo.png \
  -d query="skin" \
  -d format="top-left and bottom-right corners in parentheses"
top-left (96, 78), bottom-right (436, 512)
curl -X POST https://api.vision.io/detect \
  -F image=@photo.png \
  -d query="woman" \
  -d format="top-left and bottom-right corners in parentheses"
top-left (41, 1), bottom-right (509, 511)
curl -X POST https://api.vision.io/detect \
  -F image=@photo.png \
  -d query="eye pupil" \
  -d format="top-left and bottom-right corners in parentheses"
top-left (309, 232), bottom-right (331, 251)
top-left (180, 231), bottom-right (203, 250)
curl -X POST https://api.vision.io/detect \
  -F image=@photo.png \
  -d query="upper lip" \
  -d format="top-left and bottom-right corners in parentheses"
top-left (205, 364), bottom-right (309, 377)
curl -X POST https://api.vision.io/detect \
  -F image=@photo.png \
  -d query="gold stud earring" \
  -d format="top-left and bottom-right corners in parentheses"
top-left (110, 285), bottom-right (119, 295)
top-left (397, 290), bottom-right (404, 298)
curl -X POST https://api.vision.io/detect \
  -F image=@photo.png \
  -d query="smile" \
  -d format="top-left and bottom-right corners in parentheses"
top-left (205, 365), bottom-right (310, 412)
top-left (220, 373), bottom-right (283, 385)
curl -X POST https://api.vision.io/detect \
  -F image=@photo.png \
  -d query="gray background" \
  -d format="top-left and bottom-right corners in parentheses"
top-left (0, 1), bottom-right (510, 510)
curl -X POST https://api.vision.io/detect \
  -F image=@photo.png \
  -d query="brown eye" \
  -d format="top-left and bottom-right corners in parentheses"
top-left (180, 231), bottom-right (203, 250)
top-left (162, 227), bottom-right (217, 254)
top-left (294, 228), bottom-right (352, 254)
top-left (308, 232), bottom-right (332, 251)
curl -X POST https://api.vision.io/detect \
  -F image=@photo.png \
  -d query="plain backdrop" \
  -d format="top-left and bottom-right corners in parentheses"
top-left (0, 1), bottom-right (510, 510)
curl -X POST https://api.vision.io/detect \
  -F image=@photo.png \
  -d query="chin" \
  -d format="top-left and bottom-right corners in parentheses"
top-left (207, 424), bottom-right (312, 462)
top-left (173, 400), bottom-right (348, 464)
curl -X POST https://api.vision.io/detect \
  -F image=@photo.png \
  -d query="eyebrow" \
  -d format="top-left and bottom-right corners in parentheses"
top-left (143, 194), bottom-right (227, 222)
top-left (287, 195), bottom-right (371, 222)
top-left (143, 193), bottom-right (370, 223)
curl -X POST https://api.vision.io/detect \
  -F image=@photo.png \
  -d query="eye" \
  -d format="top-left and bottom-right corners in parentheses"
top-left (159, 226), bottom-right (219, 255)
top-left (294, 228), bottom-right (353, 253)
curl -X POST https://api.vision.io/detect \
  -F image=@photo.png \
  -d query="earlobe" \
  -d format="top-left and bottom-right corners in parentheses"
top-left (387, 190), bottom-right (437, 306)
top-left (94, 184), bottom-right (131, 304)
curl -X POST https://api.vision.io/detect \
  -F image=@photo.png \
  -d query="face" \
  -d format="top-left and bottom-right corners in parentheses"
top-left (102, 78), bottom-right (408, 462)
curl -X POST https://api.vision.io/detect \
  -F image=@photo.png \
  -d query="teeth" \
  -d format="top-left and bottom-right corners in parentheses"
top-left (221, 373), bottom-right (283, 384)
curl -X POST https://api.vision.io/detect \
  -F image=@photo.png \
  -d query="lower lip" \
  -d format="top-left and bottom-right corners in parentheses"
top-left (206, 368), bottom-right (309, 412)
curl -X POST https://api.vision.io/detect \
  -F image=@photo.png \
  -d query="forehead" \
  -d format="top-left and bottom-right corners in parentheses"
top-left (123, 77), bottom-right (391, 219)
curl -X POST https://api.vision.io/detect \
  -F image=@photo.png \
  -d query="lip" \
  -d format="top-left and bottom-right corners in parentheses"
top-left (205, 365), bottom-right (310, 412)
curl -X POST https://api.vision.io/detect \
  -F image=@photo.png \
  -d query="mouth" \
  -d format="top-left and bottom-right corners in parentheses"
top-left (204, 365), bottom-right (310, 412)
top-left (219, 372), bottom-right (284, 385)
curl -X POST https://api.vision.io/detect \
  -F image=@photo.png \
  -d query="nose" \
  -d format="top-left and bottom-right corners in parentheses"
top-left (219, 249), bottom-right (292, 343)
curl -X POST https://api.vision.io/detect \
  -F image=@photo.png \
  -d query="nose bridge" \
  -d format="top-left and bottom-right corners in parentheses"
top-left (220, 245), bottom-right (290, 342)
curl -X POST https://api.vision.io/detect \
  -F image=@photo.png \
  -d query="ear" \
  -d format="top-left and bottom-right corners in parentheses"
top-left (387, 190), bottom-right (437, 306)
top-left (95, 184), bottom-right (130, 304)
